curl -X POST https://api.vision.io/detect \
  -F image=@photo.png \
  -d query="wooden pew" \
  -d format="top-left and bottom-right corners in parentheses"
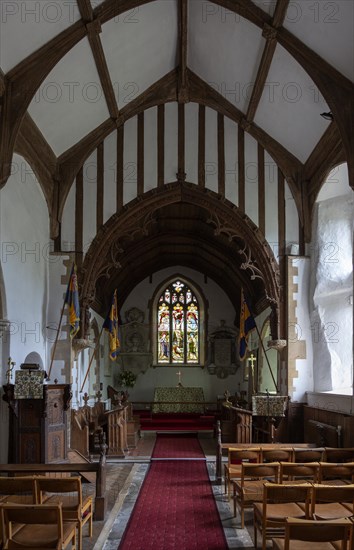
top-left (107, 387), bottom-right (140, 448)
top-left (71, 399), bottom-right (133, 457)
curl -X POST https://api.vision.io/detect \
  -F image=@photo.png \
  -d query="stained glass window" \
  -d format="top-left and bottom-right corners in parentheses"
top-left (157, 279), bottom-right (200, 365)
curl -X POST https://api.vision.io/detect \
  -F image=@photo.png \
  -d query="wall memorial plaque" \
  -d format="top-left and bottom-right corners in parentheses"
top-left (206, 320), bottom-right (240, 379)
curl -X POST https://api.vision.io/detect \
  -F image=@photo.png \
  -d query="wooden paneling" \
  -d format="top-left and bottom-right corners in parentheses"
top-left (304, 406), bottom-right (354, 448)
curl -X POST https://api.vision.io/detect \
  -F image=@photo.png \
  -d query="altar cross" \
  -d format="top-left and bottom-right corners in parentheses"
top-left (248, 353), bottom-right (257, 394)
top-left (176, 370), bottom-right (182, 387)
top-left (248, 353), bottom-right (256, 369)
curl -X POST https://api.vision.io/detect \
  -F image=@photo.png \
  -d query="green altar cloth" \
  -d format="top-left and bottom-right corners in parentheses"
top-left (152, 387), bottom-right (205, 413)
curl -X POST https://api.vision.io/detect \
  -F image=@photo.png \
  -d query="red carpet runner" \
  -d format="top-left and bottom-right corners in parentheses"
top-left (118, 434), bottom-right (228, 550)
top-left (152, 433), bottom-right (206, 459)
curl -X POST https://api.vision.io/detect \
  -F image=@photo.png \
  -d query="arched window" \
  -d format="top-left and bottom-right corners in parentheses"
top-left (152, 276), bottom-right (205, 366)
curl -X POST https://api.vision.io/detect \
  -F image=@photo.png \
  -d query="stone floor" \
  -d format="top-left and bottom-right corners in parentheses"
top-left (81, 432), bottom-right (256, 550)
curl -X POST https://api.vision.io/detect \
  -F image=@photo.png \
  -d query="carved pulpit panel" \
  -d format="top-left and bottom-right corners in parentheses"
top-left (3, 383), bottom-right (71, 463)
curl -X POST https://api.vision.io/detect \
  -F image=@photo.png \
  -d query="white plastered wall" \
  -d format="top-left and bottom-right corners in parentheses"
top-left (0, 155), bottom-right (50, 461)
top-left (310, 171), bottom-right (353, 393)
top-left (0, 154), bottom-right (49, 371)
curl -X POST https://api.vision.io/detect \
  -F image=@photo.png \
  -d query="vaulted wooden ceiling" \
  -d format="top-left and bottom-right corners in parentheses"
top-left (1, 0), bottom-right (352, 336)
top-left (0, 0), bottom-right (352, 210)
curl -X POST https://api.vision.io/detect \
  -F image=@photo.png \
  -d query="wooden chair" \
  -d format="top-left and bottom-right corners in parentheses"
top-left (261, 448), bottom-right (293, 463)
top-left (253, 482), bottom-right (312, 550)
top-left (293, 448), bottom-right (324, 463)
top-left (272, 517), bottom-right (353, 550)
top-left (0, 476), bottom-right (38, 547)
top-left (310, 484), bottom-right (354, 520)
top-left (35, 476), bottom-right (93, 550)
top-left (279, 462), bottom-right (320, 484)
top-left (324, 448), bottom-right (354, 463)
top-left (232, 462), bottom-right (279, 527)
top-left (0, 503), bottom-right (76, 549)
top-left (0, 476), bottom-right (37, 504)
top-left (319, 462), bottom-right (354, 486)
top-left (224, 447), bottom-right (261, 499)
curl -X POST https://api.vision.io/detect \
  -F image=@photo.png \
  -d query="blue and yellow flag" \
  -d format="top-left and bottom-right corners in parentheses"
top-left (103, 290), bottom-right (120, 360)
top-left (65, 263), bottom-right (80, 338)
top-left (239, 289), bottom-right (256, 360)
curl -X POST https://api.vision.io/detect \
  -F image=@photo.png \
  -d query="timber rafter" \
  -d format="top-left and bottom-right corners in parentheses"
top-left (0, 0), bottom-right (351, 245)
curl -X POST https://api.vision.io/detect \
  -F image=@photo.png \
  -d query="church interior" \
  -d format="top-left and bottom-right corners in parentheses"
top-left (0, 0), bottom-right (353, 548)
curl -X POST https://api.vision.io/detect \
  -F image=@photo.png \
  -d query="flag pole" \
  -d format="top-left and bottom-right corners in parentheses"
top-left (47, 300), bottom-right (66, 381)
top-left (48, 262), bottom-right (79, 381)
top-left (241, 291), bottom-right (279, 393)
top-left (251, 320), bottom-right (279, 393)
top-left (80, 325), bottom-right (105, 393)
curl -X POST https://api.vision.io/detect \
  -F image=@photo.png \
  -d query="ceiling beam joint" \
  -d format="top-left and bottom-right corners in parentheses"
top-left (262, 23), bottom-right (277, 41)
top-left (85, 18), bottom-right (102, 35)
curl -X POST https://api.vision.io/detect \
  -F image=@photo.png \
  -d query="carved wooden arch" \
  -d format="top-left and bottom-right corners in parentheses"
top-left (79, 182), bottom-right (281, 336)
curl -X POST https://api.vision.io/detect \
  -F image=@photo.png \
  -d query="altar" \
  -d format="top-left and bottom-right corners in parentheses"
top-left (152, 387), bottom-right (205, 413)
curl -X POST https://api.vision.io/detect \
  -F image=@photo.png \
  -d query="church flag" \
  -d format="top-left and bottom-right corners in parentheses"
top-left (65, 263), bottom-right (80, 338)
top-left (103, 289), bottom-right (120, 360)
top-left (239, 289), bottom-right (256, 360)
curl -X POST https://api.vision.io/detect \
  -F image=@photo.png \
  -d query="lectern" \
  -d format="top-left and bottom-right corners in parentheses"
top-left (2, 383), bottom-right (72, 463)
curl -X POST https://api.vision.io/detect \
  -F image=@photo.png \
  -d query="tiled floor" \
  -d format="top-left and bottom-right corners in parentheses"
top-left (81, 432), bottom-right (256, 550)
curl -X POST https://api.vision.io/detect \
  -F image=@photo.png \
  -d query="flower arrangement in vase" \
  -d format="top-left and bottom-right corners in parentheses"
top-left (117, 370), bottom-right (137, 389)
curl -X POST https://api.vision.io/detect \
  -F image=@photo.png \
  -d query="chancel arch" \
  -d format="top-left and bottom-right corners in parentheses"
top-left (78, 183), bottom-right (281, 342)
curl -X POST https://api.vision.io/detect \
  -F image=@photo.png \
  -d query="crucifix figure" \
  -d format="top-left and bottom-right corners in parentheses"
top-left (248, 353), bottom-right (257, 394)
top-left (176, 370), bottom-right (183, 387)
top-left (5, 357), bottom-right (15, 385)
